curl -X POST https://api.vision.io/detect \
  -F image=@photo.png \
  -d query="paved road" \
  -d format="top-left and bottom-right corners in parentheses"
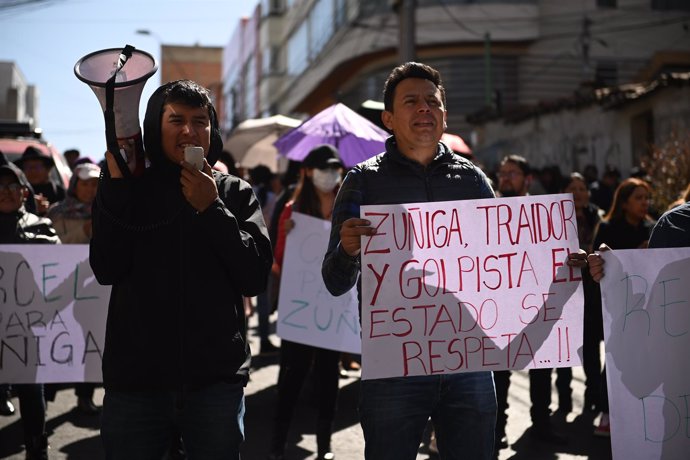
top-left (1, 314), bottom-right (613, 459)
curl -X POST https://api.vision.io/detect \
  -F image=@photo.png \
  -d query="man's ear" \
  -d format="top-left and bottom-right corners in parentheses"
top-left (381, 110), bottom-right (394, 131)
top-left (21, 187), bottom-right (29, 201)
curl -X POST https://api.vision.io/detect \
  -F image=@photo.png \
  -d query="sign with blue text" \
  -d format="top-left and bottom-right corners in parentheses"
top-left (359, 194), bottom-right (584, 380)
top-left (601, 248), bottom-right (690, 460)
top-left (276, 212), bottom-right (361, 354)
top-left (0, 245), bottom-right (110, 383)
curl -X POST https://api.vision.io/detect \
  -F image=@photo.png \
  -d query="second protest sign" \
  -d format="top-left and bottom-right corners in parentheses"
top-left (360, 193), bottom-right (584, 380)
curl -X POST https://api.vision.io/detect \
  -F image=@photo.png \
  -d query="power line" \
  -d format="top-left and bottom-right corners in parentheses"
top-left (435, 0), bottom-right (484, 38)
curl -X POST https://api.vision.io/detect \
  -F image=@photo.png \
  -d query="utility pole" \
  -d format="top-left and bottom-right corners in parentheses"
top-left (484, 32), bottom-right (492, 107)
top-left (580, 16), bottom-right (593, 81)
top-left (392, 0), bottom-right (416, 63)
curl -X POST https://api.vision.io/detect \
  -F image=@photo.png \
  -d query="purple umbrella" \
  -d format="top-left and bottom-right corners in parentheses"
top-left (274, 103), bottom-right (389, 167)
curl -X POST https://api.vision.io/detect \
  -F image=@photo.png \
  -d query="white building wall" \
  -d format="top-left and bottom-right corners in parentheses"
top-left (0, 61), bottom-right (36, 124)
top-left (474, 84), bottom-right (689, 176)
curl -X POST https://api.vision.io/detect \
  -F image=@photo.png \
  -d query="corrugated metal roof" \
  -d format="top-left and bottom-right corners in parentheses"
top-left (467, 71), bottom-right (690, 125)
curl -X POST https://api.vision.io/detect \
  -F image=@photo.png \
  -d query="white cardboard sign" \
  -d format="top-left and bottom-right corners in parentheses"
top-left (277, 212), bottom-right (361, 354)
top-left (601, 248), bottom-right (690, 460)
top-left (359, 194), bottom-right (584, 380)
top-left (0, 245), bottom-right (110, 383)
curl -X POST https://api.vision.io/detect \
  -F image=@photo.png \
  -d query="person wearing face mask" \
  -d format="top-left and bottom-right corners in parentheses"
top-left (268, 145), bottom-right (344, 460)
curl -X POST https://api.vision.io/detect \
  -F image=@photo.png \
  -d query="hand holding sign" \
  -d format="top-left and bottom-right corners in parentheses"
top-left (587, 243), bottom-right (611, 282)
top-left (339, 217), bottom-right (375, 257)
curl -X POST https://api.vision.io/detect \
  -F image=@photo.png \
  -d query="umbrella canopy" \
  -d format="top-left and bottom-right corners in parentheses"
top-left (441, 132), bottom-right (472, 155)
top-left (224, 114), bottom-right (302, 162)
top-left (240, 133), bottom-right (288, 173)
top-left (274, 103), bottom-right (389, 167)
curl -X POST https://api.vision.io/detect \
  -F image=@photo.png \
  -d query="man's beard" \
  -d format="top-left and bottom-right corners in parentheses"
top-left (500, 190), bottom-right (519, 198)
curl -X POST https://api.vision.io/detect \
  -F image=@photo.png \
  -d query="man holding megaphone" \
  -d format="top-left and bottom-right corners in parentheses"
top-left (89, 79), bottom-right (273, 458)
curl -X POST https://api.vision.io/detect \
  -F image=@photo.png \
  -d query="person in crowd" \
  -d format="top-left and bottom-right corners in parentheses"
top-left (538, 164), bottom-right (565, 195)
top-left (589, 176), bottom-right (654, 437)
top-left (0, 162), bottom-right (60, 459)
top-left (47, 163), bottom-right (99, 244)
top-left (493, 154), bottom-right (567, 448)
top-left (266, 160), bottom-right (303, 318)
top-left (90, 79), bottom-right (272, 458)
top-left (248, 165), bottom-right (281, 354)
top-left (589, 165), bottom-right (620, 214)
top-left (589, 185), bottom-right (689, 261)
top-left (45, 162), bottom-right (101, 416)
top-left (269, 160), bottom-right (302, 246)
top-left (560, 173), bottom-right (603, 414)
top-left (583, 164), bottom-right (599, 187)
top-left (268, 144), bottom-right (344, 460)
top-left (668, 182), bottom-right (690, 210)
top-left (218, 149), bottom-right (241, 177)
top-left (63, 149), bottom-right (81, 171)
top-left (321, 62), bottom-right (498, 460)
top-left (14, 146), bottom-right (66, 215)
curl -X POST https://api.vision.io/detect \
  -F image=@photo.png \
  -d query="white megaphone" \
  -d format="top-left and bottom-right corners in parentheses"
top-left (75, 45), bottom-right (157, 177)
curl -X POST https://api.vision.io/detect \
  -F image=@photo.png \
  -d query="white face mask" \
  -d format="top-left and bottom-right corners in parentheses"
top-left (312, 168), bottom-right (341, 193)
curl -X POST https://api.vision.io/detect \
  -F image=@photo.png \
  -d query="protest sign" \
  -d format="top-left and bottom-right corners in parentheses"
top-left (0, 245), bottom-right (109, 383)
top-left (600, 248), bottom-right (690, 460)
top-left (359, 193), bottom-right (584, 380)
top-left (277, 212), bottom-right (361, 354)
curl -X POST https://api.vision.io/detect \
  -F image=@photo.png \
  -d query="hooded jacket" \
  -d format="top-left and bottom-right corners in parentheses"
top-left (0, 165), bottom-right (60, 245)
top-left (90, 82), bottom-right (272, 390)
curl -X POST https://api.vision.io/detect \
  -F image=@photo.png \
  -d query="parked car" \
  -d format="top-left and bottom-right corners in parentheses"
top-left (0, 121), bottom-right (71, 189)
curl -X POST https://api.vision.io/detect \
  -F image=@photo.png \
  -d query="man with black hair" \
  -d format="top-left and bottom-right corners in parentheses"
top-left (322, 62), bottom-right (497, 459)
top-left (495, 154), bottom-right (567, 448)
top-left (90, 79), bottom-right (272, 458)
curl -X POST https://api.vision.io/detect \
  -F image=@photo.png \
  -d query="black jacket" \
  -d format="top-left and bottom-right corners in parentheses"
top-left (0, 208), bottom-right (60, 245)
top-left (323, 137), bottom-right (494, 297)
top-left (90, 83), bottom-right (272, 390)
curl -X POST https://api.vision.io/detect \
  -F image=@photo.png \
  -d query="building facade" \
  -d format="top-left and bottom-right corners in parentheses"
top-left (0, 61), bottom-right (39, 128)
top-left (222, 0), bottom-right (690, 172)
top-left (159, 45), bottom-right (224, 123)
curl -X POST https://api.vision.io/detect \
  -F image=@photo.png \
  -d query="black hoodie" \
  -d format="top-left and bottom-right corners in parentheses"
top-left (90, 81), bottom-right (272, 389)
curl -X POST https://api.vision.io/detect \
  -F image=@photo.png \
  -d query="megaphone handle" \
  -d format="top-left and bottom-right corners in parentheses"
top-left (103, 46), bottom-right (135, 178)
top-left (104, 110), bottom-right (132, 179)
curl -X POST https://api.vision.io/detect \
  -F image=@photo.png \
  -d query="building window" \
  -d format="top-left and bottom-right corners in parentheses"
top-left (651, 0), bottom-right (690, 10)
top-left (287, 21), bottom-right (309, 76)
top-left (310, 0), bottom-right (335, 60)
top-left (262, 45), bottom-right (282, 75)
top-left (262, 0), bottom-right (285, 15)
top-left (596, 0), bottom-right (617, 7)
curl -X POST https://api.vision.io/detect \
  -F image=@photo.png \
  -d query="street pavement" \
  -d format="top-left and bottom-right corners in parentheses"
top-left (1, 313), bottom-right (613, 460)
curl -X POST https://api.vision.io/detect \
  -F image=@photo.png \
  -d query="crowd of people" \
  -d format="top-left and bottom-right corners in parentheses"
top-left (0, 61), bottom-right (688, 460)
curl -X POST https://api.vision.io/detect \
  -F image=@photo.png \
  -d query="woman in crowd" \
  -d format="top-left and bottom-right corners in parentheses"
top-left (590, 176), bottom-right (655, 436)
top-left (268, 145), bottom-right (344, 460)
top-left (47, 162), bottom-right (99, 244)
top-left (558, 173), bottom-right (603, 414)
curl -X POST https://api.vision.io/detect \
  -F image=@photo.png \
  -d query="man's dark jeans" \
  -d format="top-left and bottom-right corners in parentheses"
top-left (101, 381), bottom-right (245, 459)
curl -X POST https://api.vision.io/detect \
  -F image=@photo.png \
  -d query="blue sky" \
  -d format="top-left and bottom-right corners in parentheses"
top-left (0, 0), bottom-right (256, 162)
